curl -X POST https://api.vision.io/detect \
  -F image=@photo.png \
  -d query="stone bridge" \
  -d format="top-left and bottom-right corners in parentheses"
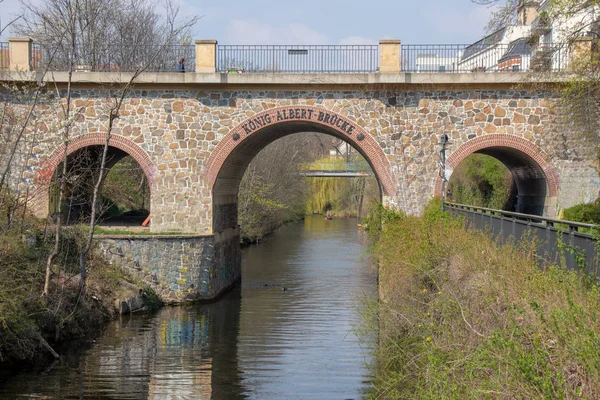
top-left (1, 39), bottom-right (598, 302)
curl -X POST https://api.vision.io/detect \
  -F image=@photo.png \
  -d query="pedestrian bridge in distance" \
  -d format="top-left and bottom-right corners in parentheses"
top-left (1, 37), bottom-right (598, 303)
top-left (300, 162), bottom-right (372, 178)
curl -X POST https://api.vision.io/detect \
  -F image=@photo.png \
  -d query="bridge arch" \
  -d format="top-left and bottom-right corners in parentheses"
top-left (435, 134), bottom-right (559, 216)
top-left (34, 133), bottom-right (155, 218)
top-left (204, 105), bottom-right (396, 233)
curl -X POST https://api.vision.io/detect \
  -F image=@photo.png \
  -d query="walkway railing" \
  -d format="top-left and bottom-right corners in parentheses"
top-left (35, 44), bottom-right (196, 72)
top-left (0, 38), bottom-right (580, 74)
top-left (445, 202), bottom-right (599, 276)
top-left (303, 161), bottom-right (370, 171)
top-left (300, 161), bottom-right (372, 177)
top-left (0, 42), bottom-right (8, 70)
top-left (216, 45), bottom-right (379, 73)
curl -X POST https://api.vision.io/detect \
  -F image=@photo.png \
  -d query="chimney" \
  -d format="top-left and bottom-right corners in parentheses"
top-left (517, 0), bottom-right (540, 25)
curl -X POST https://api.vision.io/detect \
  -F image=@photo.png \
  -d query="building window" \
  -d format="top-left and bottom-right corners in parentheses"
top-left (543, 30), bottom-right (553, 46)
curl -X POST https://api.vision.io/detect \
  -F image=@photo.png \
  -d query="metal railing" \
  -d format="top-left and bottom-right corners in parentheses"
top-left (303, 161), bottom-right (371, 171)
top-left (402, 43), bottom-right (568, 73)
top-left (36, 44), bottom-right (196, 73)
top-left (216, 45), bottom-right (379, 73)
top-left (446, 202), bottom-right (599, 276)
top-left (32, 44), bottom-right (42, 71)
top-left (300, 161), bottom-right (372, 177)
top-left (17, 41), bottom-right (575, 74)
top-left (0, 42), bottom-right (8, 70)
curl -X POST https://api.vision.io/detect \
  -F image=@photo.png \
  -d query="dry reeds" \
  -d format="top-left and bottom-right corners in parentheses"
top-left (363, 198), bottom-right (600, 399)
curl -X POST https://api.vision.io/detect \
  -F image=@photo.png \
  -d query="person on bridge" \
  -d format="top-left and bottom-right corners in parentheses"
top-left (178, 58), bottom-right (185, 73)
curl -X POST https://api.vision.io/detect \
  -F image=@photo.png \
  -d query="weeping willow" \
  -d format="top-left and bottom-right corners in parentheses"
top-left (305, 177), bottom-right (345, 214)
top-left (305, 176), bottom-right (376, 217)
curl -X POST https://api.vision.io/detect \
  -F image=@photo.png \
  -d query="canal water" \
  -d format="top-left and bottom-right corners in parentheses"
top-left (0, 216), bottom-right (377, 399)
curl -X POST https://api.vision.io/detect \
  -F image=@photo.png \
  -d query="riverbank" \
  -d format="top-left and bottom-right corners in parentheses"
top-left (1, 215), bottom-right (376, 399)
top-left (0, 229), bottom-right (160, 367)
top-left (364, 199), bottom-right (600, 398)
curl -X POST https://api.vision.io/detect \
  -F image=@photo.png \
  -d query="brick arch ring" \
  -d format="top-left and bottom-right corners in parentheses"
top-left (33, 133), bottom-right (156, 216)
top-left (434, 134), bottom-right (559, 197)
top-left (204, 105), bottom-right (397, 196)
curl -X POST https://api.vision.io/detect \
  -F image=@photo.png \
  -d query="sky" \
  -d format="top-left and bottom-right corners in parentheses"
top-left (0, 0), bottom-right (496, 44)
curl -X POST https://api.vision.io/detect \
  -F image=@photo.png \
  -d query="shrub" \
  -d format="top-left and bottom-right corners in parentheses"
top-left (563, 201), bottom-right (600, 224)
top-left (447, 153), bottom-right (514, 210)
top-left (363, 199), bottom-right (600, 399)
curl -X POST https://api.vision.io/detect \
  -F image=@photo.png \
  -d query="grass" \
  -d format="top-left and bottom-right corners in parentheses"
top-left (361, 198), bottom-right (600, 399)
top-left (0, 226), bottom-right (162, 364)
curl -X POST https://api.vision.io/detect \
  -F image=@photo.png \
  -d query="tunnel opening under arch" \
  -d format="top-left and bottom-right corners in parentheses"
top-left (209, 115), bottom-right (394, 235)
top-left (439, 135), bottom-right (558, 217)
top-left (48, 145), bottom-right (152, 225)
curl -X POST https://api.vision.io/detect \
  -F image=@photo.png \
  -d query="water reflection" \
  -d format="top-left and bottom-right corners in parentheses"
top-left (0, 216), bottom-right (375, 399)
top-left (238, 216), bottom-right (375, 399)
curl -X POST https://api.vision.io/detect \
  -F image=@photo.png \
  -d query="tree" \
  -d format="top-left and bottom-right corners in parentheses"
top-left (15, 0), bottom-right (198, 296)
top-left (472, 0), bottom-right (520, 32)
top-left (0, 82), bottom-right (53, 233)
top-left (238, 134), bottom-right (323, 242)
top-left (472, 0), bottom-right (600, 161)
top-left (16, 0), bottom-right (194, 72)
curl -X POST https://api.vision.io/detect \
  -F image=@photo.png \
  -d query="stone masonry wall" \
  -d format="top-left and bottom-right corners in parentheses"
top-left (4, 88), bottom-right (596, 232)
top-left (96, 235), bottom-right (241, 303)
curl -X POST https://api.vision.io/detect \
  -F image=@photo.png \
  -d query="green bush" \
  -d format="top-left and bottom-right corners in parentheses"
top-left (140, 285), bottom-right (162, 311)
top-left (361, 203), bottom-right (404, 242)
top-left (447, 153), bottom-right (514, 210)
top-left (563, 201), bottom-right (600, 224)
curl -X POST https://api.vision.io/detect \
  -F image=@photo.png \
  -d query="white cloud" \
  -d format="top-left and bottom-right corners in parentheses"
top-left (172, 1), bottom-right (221, 39)
top-left (338, 36), bottom-right (377, 45)
top-left (224, 19), bottom-right (328, 45)
top-left (427, 5), bottom-right (496, 43)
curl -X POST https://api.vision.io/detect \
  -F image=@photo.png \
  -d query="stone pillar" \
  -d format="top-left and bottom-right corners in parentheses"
top-left (569, 37), bottom-right (593, 70)
top-left (517, 0), bottom-right (539, 25)
top-left (379, 39), bottom-right (401, 73)
top-left (195, 40), bottom-right (217, 73)
top-left (8, 37), bottom-right (32, 71)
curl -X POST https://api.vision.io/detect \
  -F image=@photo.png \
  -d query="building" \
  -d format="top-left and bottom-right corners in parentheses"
top-left (415, 52), bottom-right (461, 72)
top-left (459, 25), bottom-right (532, 72)
top-left (460, 0), bottom-right (597, 72)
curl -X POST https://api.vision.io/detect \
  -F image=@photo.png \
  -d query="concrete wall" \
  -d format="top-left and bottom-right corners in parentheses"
top-left (96, 234), bottom-right (240, 303)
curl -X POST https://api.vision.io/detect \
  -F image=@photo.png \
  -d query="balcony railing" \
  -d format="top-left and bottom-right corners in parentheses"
top-left (402, 43), bottom-right (568, 73)
top-left (401, 43), bottom-right (568, 72)
top-left (216, 45), bottom-right (379, 73)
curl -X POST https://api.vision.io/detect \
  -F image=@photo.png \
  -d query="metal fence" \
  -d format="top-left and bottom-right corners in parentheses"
top-left (402, 43), bottom-right (568, 73)
top-left (32, 43), bottom-right (42, 71)
top-left (446, 202), bottom-right (599, 276)
top-left (0, 42), bottom-right (8, 70)
top-left (18, 41), bottom-right (576, 74)
top-left (35, 44), bottom-right (195, 73)
top-left (217, 45), bottom-right (379, 73)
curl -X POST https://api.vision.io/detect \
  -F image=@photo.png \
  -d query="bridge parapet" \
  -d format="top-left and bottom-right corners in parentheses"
top-left (0, 37), bottom-right (590, 75)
